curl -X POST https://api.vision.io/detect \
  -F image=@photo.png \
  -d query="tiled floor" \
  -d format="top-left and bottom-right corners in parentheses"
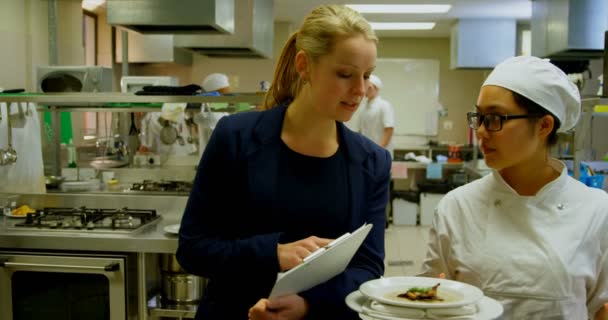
top-left (383, 225), bottom-right (430, 277)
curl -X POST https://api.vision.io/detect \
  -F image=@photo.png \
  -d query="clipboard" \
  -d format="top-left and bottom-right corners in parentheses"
top-left (269, 223), bottom-right (373, 299)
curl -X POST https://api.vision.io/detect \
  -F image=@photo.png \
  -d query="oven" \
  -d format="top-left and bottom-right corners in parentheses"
top-left (0, 250), bottom-right (138, 320)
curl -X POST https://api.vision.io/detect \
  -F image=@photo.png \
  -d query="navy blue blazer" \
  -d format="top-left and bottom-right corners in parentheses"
top-left (177, 103), bottom-right (391, 319)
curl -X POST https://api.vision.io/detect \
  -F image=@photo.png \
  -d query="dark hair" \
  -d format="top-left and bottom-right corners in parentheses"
top-left (511, 92), bottom-right (560, 147)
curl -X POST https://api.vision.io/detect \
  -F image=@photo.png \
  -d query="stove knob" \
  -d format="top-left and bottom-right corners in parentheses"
top-left (86, 221), bottom-right (95, 230)
top-left (63, 221), bottom-right (71, 228)
top-left (74, 221), bottom-right (83, 229)
top-left (49, 221), bottom-right (58, 228)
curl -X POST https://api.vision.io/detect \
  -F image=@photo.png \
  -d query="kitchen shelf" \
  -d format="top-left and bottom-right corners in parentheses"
top-left (148, 295), bottom-right (197, 319)
top-left (393, 161), bottom-right (464, 169)
top-left (0, 92), bottom-right (265, 176)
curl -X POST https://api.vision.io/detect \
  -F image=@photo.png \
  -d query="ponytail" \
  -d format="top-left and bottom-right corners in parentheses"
top-left (263, 32), bottom-right (302, 110)
top-left (263, 5), bottom-right (377, 110)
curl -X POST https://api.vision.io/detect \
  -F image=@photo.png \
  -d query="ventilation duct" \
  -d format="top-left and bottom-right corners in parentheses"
top-left (173, 0), bottom-right (273, 58)
top-left (532, 0), bottom-right (608, 59)
top-left (107, 0), bottom-right (234, 35)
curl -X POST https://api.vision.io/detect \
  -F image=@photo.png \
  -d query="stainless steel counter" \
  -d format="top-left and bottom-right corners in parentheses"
top-left (0, 193), bottom-right (186, 254)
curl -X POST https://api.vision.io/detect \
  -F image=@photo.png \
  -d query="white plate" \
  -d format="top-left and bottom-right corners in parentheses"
top-left (163, 224), bottom-right (180, 234)
top-left (347, 290), bottom-right (504, 320)
top-left (359, 277), bottom-right (484, 309)
top-left (346, 290), bottom-right (367, 313)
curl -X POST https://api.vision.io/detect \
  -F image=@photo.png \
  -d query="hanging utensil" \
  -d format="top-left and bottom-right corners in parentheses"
top-left (127, 113), bottom-right (140, 159)
top-left (160, 125), bottom-right (178, 145)
top-left (158, 116), bottom-right (178, 145)
top-left (9, 102), bottom-right (27, 128)
top-left (0, 106), bottom-right (6, 165)
top-left (5, 103), bottom-right (17, 164)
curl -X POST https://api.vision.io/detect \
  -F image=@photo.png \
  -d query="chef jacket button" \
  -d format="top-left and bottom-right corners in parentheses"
top-left (557, 203), bottom-right (564, 210)
top-left (494, 200), bottom-right (501, 206)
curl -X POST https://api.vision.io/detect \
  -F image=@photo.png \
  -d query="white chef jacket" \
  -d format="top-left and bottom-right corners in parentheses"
top-left (420, 160), bottom-right (608, 319)
top-left (358, 96), bottom-right (394, 157)
top-left (140, 112), bottom-right (197, 156)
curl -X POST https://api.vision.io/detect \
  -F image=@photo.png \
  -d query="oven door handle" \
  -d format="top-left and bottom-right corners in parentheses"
top-left (0, 259), bottom-right (121, 272)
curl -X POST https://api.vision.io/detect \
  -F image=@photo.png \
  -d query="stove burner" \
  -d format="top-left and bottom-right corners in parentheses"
top-left (14, 206), bottom-right (159, 233)
top-left (130, 180), bottom-right (192, 193)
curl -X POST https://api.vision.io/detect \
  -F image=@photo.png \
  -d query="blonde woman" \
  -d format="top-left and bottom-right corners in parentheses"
top-left (177, 5), bottom-right (389, 320)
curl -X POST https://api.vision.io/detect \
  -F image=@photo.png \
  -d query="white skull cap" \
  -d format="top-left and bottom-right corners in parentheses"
top-left (202, 73), bottom-right (230, 92)
top-left (161, 103), bottom-right (186, 122)
top-left (369, 74), bottom-right (383, 89)
top-left (482, 55), bottom-right (581, 132)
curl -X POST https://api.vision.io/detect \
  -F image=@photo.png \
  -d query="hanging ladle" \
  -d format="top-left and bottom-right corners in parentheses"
top-left (5, 103), bottom-right (17, 164)
top-left (0, 108), bottom-right (5, 165)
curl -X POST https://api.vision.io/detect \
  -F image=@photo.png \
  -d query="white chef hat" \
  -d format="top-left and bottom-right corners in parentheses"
top-left (482, 55), bottom-right (581, 132)
top-left (202, 73), bottom-right (230, 92)
top-left (161, 103), bottom-right (186, 122)
top-left (369, 74), bottom-right (383, 89)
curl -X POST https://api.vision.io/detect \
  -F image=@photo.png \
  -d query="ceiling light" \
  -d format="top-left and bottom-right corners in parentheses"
top-left (347, 4), bottom-right (451, 14)
top-left (82, 0), bottom-right (106, 11)
top-left (369, 22), bottom-right (436, 30)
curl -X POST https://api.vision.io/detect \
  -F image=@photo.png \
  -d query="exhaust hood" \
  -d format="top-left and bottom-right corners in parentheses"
top-left (531, 0), bottom-right (608, 59)
top-left (106, 0), bottom-right (235, 35)
top-left (173, 0), bottom-right (273, 58)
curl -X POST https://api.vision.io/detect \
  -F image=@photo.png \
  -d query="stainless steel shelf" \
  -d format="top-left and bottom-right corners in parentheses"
top-left (0, 92), bottom-right (265, 106)
top-left (148, 295), bottom-right (197, 319)
top-left (392, 161), bottom-right (464, 169)
top-left (34, 106), bottom-right (255, 113)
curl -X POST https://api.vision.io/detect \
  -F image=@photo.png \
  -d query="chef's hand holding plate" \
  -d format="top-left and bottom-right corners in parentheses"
top-left (248, 294), bottom-right (309, 320)
top-left (277, 236), bottom-right (332, 272)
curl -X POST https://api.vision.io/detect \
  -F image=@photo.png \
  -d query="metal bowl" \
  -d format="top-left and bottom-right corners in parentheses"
top-left (45, 176), bottom-right (65, 189)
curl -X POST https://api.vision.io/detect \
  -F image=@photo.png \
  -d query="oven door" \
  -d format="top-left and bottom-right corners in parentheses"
top-left (0, 251), bottom-right (128, 320)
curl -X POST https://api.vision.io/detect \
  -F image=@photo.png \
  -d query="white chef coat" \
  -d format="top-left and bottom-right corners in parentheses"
top-left (140, 112), bottom-right (197, 156)
top-left (420, 159), bottom-right (608, 319)
top-left (358, 96), bottom-right (395, 157)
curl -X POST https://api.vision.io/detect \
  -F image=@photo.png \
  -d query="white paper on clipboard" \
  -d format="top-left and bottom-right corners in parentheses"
top-left (269, 223), bottom-right (373, 299)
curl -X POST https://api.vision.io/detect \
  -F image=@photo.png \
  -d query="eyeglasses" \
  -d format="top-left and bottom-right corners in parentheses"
top-left (466, 112), bottom-right (543, 132)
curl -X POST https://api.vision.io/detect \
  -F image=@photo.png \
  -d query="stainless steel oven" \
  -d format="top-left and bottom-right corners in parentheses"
top-left (0, 251), bottom-right (138, 320)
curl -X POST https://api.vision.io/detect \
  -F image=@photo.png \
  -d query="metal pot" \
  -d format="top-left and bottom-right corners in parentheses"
top-left (161, 273), bottom-right (206, 303)
top-left (45, 176), bottom-right (65, 189)
top-left (160, 253), bottom-right (187, 273)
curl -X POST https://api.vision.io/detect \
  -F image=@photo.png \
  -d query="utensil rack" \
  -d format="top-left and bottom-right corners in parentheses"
top-left (0, 93), bottom-right (265, 175)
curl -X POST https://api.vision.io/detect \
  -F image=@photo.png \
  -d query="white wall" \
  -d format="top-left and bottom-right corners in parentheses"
top-left (0, 0), bottom-right (84, 91)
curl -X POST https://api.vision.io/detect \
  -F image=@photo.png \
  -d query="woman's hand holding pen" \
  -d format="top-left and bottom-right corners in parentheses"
top-left (277, 236), bottom-right (332, 271)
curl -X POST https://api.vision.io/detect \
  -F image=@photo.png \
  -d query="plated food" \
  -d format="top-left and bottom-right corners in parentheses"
top-left (398, 283), bottom-right (443, 302)
top-left (9, 205), bottom-right (35, 217)
top-left (359, 276), bottom-right (484, 309)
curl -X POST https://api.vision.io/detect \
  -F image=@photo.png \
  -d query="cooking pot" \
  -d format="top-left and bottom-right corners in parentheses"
top-left (161, 273), bottom-right (206, 303)
top-left (160, 253), bottom-right (187, 273)
top-left (45, 176), bottom-right (65, 189)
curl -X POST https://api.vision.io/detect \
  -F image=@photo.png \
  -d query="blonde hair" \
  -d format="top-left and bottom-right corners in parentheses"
top-left (263, 5), bottom-right (378, 110)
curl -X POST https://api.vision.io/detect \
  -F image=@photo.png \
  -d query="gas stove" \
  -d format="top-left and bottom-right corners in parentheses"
top-left (11, 207), bottom-right (160, 233)
top-left (128, 180), bottom-right (193, 194)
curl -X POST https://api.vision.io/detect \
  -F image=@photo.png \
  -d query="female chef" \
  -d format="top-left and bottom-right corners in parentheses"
top-left (420, 56), bottom-right (608, 319)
